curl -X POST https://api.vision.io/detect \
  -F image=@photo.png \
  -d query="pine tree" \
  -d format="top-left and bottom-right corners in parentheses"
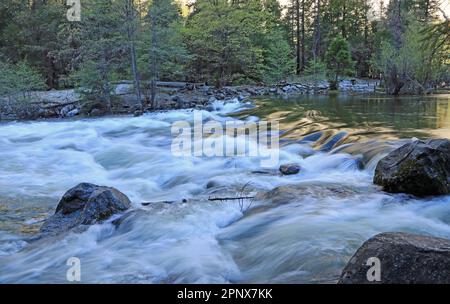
top-left (74, 0), bottom-right (123, 113)
top-left (144, 0), bottom-right (189, 107)
top-left (0, 1), bottom-right (66, 89)
top-left (185, 0), bottom-right (293, 86)
top-left (120, 0), bottom-right (143, 109)
top-left (0, 60), bottom-right (45, 97)
top-left (325, 35), bottom-right (355, 89)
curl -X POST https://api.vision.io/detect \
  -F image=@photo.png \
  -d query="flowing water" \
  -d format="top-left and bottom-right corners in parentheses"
top-left (0, 93), bottom-right (449, 283)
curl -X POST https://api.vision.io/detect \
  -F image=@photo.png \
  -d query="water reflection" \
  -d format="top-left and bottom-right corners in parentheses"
top-left (234, 94), bottom-right (450, 144)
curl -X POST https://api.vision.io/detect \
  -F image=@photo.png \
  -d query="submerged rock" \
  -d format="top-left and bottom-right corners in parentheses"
top-left (206, 180), bottom-right (222, 189)
top-left (374, 139), bottom-right (450, 196)
top-left (40, 183), bottom-right (131, 235)
top-left (259, 183), bottom-right (358, 205)
top-left (339, 232), bottom-right (450, 284)
top-left (279, 163), bottom-right (301, 175)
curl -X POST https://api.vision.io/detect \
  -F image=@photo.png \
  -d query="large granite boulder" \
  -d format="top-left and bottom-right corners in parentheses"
top-left (339, 232), bottom-right (450, 284)
top-left (40, 183), bottom-right (131, 235)
top-left (374, 139), bottom-right (450, 196)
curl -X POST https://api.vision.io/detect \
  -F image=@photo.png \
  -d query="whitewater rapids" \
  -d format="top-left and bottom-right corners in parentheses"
top-left (0, 99), bottom-right (449, 283)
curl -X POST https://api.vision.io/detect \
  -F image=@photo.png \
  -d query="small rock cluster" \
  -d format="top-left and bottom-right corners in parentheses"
top-left (339, 79), bottom-right (378, 93)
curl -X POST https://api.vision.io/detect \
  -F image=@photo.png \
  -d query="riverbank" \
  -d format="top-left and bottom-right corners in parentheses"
top-left (0, 79), bottom-right (379, 121)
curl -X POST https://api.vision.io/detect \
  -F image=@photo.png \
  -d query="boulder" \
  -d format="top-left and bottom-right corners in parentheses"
top-left (215, 93), bottom-right (226, 100)
top-left (66, 108), bottom-right (80, 117)
top-left (279, 163), bottom-right (301, 175)
top-left (171, 95), bottom-right (182, 102)
top-left (206, 180), bottom-right (222, 189)
top-left (282, 85), bottom-right (292, 93)
top-left (133, 109), bottom-right (143, 117)
top-left (40, 183), bottom-right (131, 235)
top-left (259, 183), bottom-right (357, 205)
top-left (59, 104), bottom-right (76, 117)
top-left (339, 232), bottom-right (450, 284)
top-left (89, 108), bottom-right (102, 116)
top-left (114, 83), bottom-right (134, 95)
top-left (374, 139), bottom-right (450, 196)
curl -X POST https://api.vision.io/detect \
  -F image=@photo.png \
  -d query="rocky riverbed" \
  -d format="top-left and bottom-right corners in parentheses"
top-left (0, 79), bottom-right (379, 121)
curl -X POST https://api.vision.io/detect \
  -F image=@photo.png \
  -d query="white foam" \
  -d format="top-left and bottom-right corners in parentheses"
top-left (0, 109), bottom-right (449, 283)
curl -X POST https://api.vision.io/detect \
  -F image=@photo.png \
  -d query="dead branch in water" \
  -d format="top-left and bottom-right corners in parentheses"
top-left (209, 181), bottom-right (256, 213)
top-left (208, 196), bottom-right (255, 201)
top-left (141, 200), bottom-right (176, 206)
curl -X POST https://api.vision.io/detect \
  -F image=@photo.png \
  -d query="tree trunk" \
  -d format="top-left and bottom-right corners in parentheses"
top-left (295, 0), bottom-right (301, 74)
top-left (313, 0), bottom-right (322, 59)
top-left (379, 0), bottom-right (385, 19)
top-left (301, 0), bottom-right (306, 71)
top-left (424, 0), bottom-right (430, 21)
top-left (125, 0), bottom-right (142, 109)
top-left (390, 78), bottom-right (404, 95)
top-left (290, 6), bottom-right (295, 47)
top-left (130, 42), bottom-right (142, 108)
top-left (387, 66), bottom-right (404, 95)
top-left (362, 0), bottom-right (370, 77)
top-left (150, 13), bottom-right (157, 109)
top-left (331, 65), bottom-right (340, 90)
top-left (341, 2), bottom-right (347, 38)
top-left (101, 49), bottom-right (112, 114)
top-left (385, 0), bottom-right (406, 95)
top-left (388, 0), bottom-right (403, 50)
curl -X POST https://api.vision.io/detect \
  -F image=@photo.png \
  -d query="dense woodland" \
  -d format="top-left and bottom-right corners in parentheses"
top-left (0, 0), bottom-right (449, 108)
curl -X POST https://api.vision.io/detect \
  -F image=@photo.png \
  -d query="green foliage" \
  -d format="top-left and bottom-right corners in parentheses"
top-left (184, 0), bottom-right (294, 86)
top-left (0, 60), bottom-right (46, 97)
top-left (325, 35), bottom-right (355, 86)
top-left (184, 0), bottom-right (256, 86)
top-left (262, 29), bottom-right (295, 84)
top-left (0, 1), bottom-right (67, 88)
top-left (139, 0), bottom-right (190, 81)
top-left (72, 0), bottom-right (124, 110)
top-left (0, 0), bottom-right (448, 97)
top-left (303, 59), bottom-right (328, 82)
top-left (370, 0), bottom-right (449, 95)
top-left (73, 60), bottom-right (111, 101)
top-left (420, 18), bottom-right (450, 83)
top-left (373, 19), bottom-right (449, 94)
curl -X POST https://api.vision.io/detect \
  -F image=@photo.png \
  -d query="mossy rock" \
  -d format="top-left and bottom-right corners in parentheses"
top-left (374, 139), bottom-right (450, 196)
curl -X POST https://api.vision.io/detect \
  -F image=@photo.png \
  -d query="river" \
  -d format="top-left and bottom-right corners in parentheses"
top-left (0, 93), bottom-right (449, 283)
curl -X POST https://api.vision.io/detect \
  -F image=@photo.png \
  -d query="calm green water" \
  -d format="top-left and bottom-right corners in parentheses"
top-left (235, 93), bottom-right (450, 144)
